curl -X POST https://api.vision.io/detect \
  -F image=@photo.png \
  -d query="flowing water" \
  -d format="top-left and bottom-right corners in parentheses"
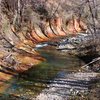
top-left (0, 47), bottom-right (99, 100)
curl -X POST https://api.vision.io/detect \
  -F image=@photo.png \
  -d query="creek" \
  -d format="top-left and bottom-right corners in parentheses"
top-left (0, 47), bottom-right (99, 100)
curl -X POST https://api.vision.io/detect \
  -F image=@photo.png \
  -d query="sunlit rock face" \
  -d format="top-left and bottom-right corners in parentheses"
top-left (30, 17), bottom-right (87, 42)
top-left (66, 18), bottom-right (87, 34)
top-left (0, 0), bottom-right (87, 75)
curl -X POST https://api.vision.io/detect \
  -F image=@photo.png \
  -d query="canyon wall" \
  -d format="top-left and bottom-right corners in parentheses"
top-left (0, 0), bottom-right (87, 76)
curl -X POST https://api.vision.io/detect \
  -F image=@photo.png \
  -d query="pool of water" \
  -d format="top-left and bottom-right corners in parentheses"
top-left (0, 47), bottom-right (85, 99)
